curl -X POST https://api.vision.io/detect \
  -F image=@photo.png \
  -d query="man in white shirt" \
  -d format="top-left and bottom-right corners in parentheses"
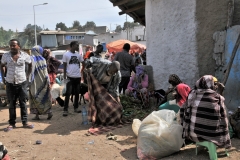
top-left (1, 39), bottom-right (33, 130)
top-left (62, 41), bottom-right (84, 116)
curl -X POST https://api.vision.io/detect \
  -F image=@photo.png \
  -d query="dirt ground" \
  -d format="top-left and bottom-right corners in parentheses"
top-left (1, 102), bottom-right (240, 160)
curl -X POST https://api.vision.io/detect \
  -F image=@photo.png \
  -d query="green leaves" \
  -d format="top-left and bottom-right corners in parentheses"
top-left (0, 26), bottom-right (14, 47)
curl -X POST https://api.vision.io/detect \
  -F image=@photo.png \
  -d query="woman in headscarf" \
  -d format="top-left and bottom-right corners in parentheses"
top-left (180, 75), bottom-right (231, 149)
top-left (29, 46), bottom-right (53, 120)
top-left (176, 83), bottom-right (191, 107)
top-left (42, 49), bottom-right (64, 106)
top-left (133, 52), bottom-right (143, 67)
top-left (42, 49), bottom-right (61, 87)
top-left (159, 83), bottom-right (191, 113)
top-left (125, 65), bottom-right (148, 104)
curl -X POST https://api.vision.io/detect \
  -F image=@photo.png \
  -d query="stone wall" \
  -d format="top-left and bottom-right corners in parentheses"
top-left (146, 0), bottom-right (228, 90)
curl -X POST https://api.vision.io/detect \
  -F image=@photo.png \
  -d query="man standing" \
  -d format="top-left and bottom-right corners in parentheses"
top-left (62, 41), bottom-right (84, 116)
top-left (114, 43), bottom-right (135, 94)
top-left (88, 44), bottom-right (103, 59)
top-left (1, 39), bottom-right (33, 131)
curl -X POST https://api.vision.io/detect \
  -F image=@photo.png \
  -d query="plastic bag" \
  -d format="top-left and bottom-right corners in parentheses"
top-left (50, 83), bottom-right (61, 99)
top-left (61, 79), bottom-right (70, 97)
top-left (137, 110), bottom-right (184, 160)
top-left (132, 119), bottom-right (142, 136)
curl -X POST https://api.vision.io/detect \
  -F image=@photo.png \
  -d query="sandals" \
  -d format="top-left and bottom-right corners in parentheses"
top-left (4, 125), bottom-right (16, 132)
top-left (23, 124), bottom-right (34, 129)
top-left (4, 124), bottom-right (34, 131)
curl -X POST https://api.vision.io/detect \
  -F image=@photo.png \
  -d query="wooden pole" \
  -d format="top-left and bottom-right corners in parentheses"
top-left (223, 33), bottom-right (240, 85)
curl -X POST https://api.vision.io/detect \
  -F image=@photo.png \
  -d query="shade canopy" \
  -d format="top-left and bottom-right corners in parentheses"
top-left (107, 39), bottom-right (146, 53)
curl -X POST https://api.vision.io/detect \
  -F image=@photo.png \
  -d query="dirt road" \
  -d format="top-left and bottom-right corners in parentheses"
top-left (0, 103), bottom-right (240, 160)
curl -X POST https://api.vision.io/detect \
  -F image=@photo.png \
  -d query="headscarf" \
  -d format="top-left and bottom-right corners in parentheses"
top-left (187, 75), bottom-right (215, 106)
top-left (42, 49), bottom-right (51, 59)
top-left (42, 49), bottom-right (61, 74)
top-left (135, 65), bottom-right (145, 77)
top-left (195, 75), bottom-right (214, 90)
top-left (31, 45), bottom-right (43, 55)
top-left (133, 65), bottom-right (145, 89)
top-left (111, 61), bottom-right (120, 71)
top-left (168, 74), bottom-right (182, 86)
top-left (176, 83), bottom-right (191, 107)
top-left (213, 76), bottom-right (218, 83)
top-left (132, 65), bottom-right (146, 98)
top-left (30, 45), bottom-right (47, 82)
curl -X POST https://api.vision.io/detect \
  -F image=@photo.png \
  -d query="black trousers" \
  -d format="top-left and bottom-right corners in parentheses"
top-left (119, 76), bottom-right (130, 94)
top-left (6, 81), bottom-right (28, 125)
top-left (64, 77), bottom-right (81, 111)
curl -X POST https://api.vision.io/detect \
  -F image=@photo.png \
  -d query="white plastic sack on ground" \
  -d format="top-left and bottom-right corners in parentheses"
top-left (61, 79), bottom-right (70, 96)
top-left (137, 110), bottom-right (184, 160)
top-left (50, 83), bottom-right (61, 99)
top-left (132, 119), bottom-right (142, 136)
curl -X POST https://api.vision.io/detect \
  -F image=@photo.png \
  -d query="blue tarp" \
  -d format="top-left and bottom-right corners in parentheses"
top-left (223, 26), bottom-right (240, 110)
top-left (102, 42), bottom-right (107, 52)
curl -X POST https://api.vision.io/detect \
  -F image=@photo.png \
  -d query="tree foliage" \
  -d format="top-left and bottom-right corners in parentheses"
top-left (72, 20), bottom-right (80, 28)
top-left (26, 24), bottom-right (42, 31)
top-left (123, 22), bottom-right (139, 30)
top-left (71, 20), bottom-right (83, 31)
top-left (56, 22), bottom-right (68, 31)
top-left (18, 24), bottom-right (42, 48)
top-left (115, 25), bottom-right (122, 33)
top-left (83, 21), bottom-right (96, 30)
top-left (44, 28), bottom-right (50, 31)
top-left (0, 27), bottom-right (14, 47)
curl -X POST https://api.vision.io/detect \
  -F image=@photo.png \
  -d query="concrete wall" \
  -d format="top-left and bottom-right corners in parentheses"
top-left (97, 26), bottom-right (146, 44)
top-left (195, 0), bottom-right (228, 78)
top-left (84, 35), bottom-right (98, 46)
top-left (97, 33), bottom-right (122, 44)
top-left (56, 35), bottom-right (64, 45)
top-left (146, 0), bottom-right (228, 90)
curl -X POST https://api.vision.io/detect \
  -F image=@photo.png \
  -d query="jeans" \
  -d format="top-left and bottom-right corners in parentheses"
top-left (6, 81), bottom-right (28, 125)
top-left (119, 77), bottom-right (130, 94)
top-left (64, 77), bottom-right (81, 111)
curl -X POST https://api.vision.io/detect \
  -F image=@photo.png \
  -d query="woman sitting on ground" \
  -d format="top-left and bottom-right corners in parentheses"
top-left (159, 83), bottom-right (191, 113)
top-left (159, 74), bottom-right (182, 105)
top-left (180, 75), bottom-right (231, 149)
top-left (125, 65), bottom-right (148, 104)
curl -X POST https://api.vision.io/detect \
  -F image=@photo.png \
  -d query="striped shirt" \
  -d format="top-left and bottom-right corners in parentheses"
top-left (1, 51), bottom-right (31, 84)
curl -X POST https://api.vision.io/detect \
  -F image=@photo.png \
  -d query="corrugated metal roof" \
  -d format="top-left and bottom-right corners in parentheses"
top-left (40, 30), bottom-right (86, 35)
top-left (109, 0), bottom-right (146, 26)
top-left (86, 30), bottom-right (98, 35)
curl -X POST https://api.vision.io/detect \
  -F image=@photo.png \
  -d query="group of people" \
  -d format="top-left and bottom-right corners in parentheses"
top-left (1, 39), bottom-right (63, 131)
top-left (1, 39), bottom-right (231, 151)
top-left (0, 39), bottom-right (135, 130)
top-left (158, 74), bottom-right (231, 149)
